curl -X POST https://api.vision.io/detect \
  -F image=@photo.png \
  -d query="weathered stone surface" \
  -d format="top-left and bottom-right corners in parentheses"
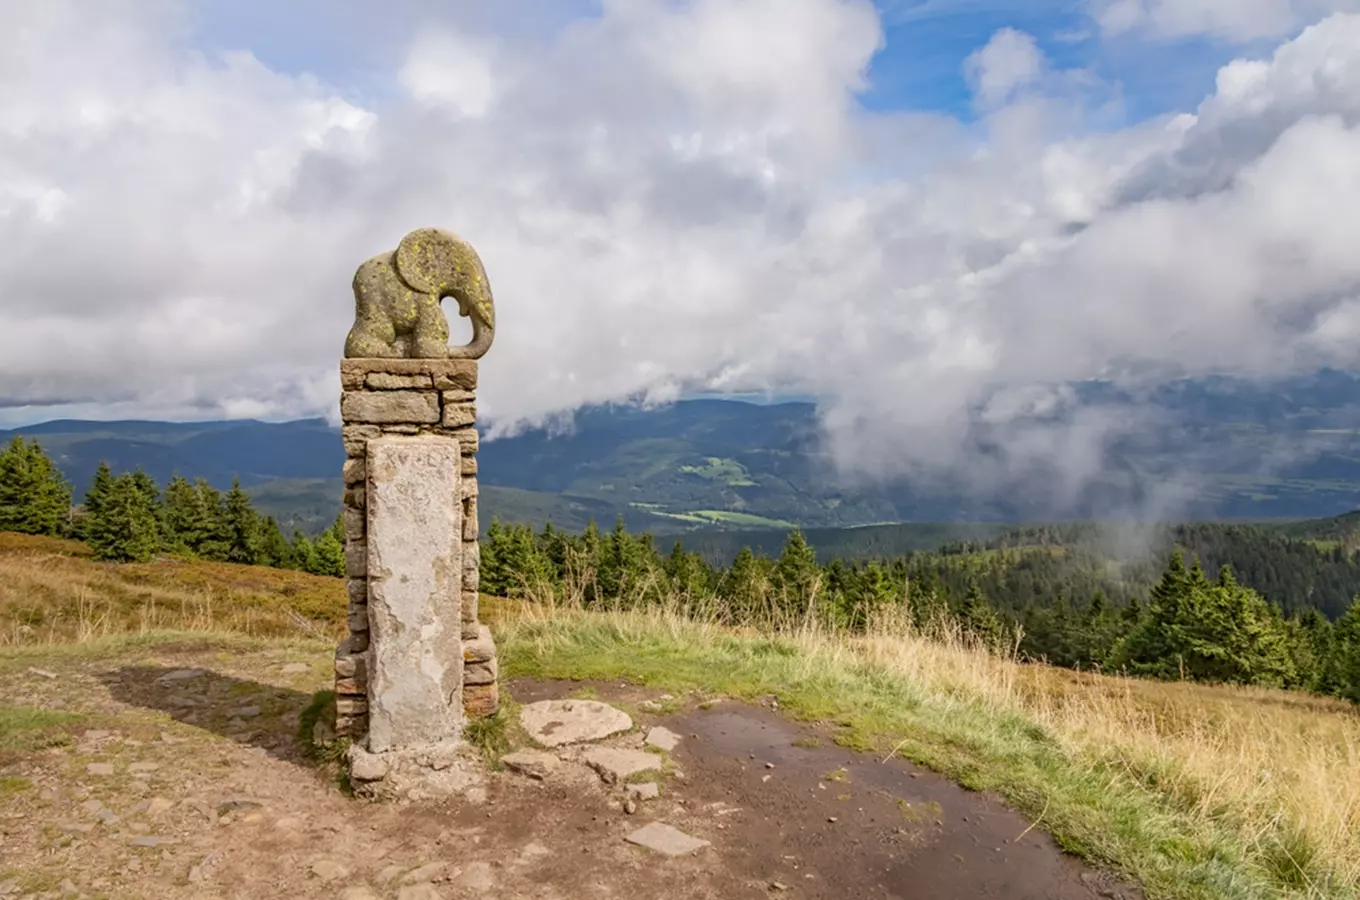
top-left (342, 391), bottom-right (440, 425)
top-left (335, 674), bottom-right (366, 695)
top-left (645, 726), bottom-right (682, 752)
top-left (384, 424), bottom-right (421, 434)
top-left (463, 497), bottom-right (478, 540)
top-left (581, 747), bottom-right (661, 784)
top-left (342, 358), bottom-right (477, 390)
top-left (519, 700), bottom-right (632, 748)
top-left (461, 477), bottom-right (478, 499)
top-left (345, 543), bottom-right (367, 578)
top-left (442, 426), bottom-right (479, 454)
top-left (342, 424), bottom-right (382, 456)
top-left (462, 566), bottom-right (480, 595)
top-left (365, 436), bottom-right (464, 753)
top-left (500, 749), bottom-right (559, 780)
top-left (347, 577), bottom-right (367, 607)
top-left (342, 457), bottom-right (366, 485)
top-left (461, 590), bottom-right (479, 625)
top-left (348, 746), bottom-right (389, 782)
top-left (441, 388), bottom-right (475, 403)
top-left (442, 402), bottom-right (476, 428)
top-left (344, 507), bottom-right (365, 541)
top-left (457, 860), bottom-right (496, 893)
top-left (348, 630), bottom-right (370, 652)
top-left (401, 862), bottom-right (448, 884)
top-left (624, 822), bottom-right (710, 857)
top-left (336, 696), bottom-right (369, 716)
top-left (395, 885), bottom-right (444, 900)
top-left (627, 781), bottom-right (660, 800)
top-left (463, 658), bottom-right (497, 686)
top-left (343, 485), bottom-right (366, 510)
top-left (311, 859), bottom-right (352, 882)
top-left (463, 624), bottom-right (495, 663)
top-left (367, 372), bottom-right (432, 390)
top-left (339, 887), bottom-right (381, 900)
top-left (335, 643), bottom-right (366, 679)
top-left (464, 682), bottom-right (499, 718)
top-left (460, 455), bottom-right (478, 476)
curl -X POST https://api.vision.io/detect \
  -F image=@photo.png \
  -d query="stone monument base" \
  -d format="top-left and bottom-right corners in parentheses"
top-left (347, 742), bottom-right (488, 803)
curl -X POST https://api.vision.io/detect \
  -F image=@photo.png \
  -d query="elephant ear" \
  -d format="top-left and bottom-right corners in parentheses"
top-left (394, 227), bottom-right (495, 329)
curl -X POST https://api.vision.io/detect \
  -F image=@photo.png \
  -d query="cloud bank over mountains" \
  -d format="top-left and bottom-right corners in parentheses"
top-left (2, 0), bottom-right (1360, 505)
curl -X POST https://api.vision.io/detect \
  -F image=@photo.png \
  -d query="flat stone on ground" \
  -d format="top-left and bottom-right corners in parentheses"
top-left (500, 749), bottom-right (559, 780)
top-left (644, 726), bottom-right (681, 752)
top-left (519, 699), bottom-right (632, 748)
top-left (86, 763), bottom-right (114, 776)
top-left (581, 747), bottom-right (661, 784)
top-left (625, 822), bottom-right (711, 857)
top-left (627, 782), bottom-right (660, 800)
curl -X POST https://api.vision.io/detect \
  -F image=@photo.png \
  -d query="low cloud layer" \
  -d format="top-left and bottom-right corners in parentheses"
top-left (3, 0), bottom-right (1360, 510)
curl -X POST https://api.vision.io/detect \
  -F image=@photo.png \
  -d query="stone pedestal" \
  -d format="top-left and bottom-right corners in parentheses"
top-left (333, 357), bottom-right (500, 799)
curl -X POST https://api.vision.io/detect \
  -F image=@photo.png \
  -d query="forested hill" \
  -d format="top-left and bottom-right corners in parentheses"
top-left (9, 368), bottom-right (1360, 532)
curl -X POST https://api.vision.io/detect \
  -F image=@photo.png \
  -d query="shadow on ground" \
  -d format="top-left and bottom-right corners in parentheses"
top-left (98, 664), bottom-right (321, 767)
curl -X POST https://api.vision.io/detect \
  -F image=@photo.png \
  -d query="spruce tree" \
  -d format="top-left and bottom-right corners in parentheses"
top-left (86, 473), bottom-right (160, 562)
top-left (311, 529), bottom-right (346, 578)
top-left (0, 436), bottom-right (72, 536)
top-left (257, 516), bottom-right (294, 569)
top-left (224, 478), bottom-right (261, 564)
top-left (773, 529), bottom-right (819, 620)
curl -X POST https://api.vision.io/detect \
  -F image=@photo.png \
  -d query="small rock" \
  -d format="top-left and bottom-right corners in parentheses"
top-left (339, 888), bottom-right (381, 900)
top-left (348, 746), bottom-right (389, 782)
top-left (82, 730), bottom-right (112, 741)
top-left (128, 762), bottom-right (159, 774)
top-left (515, 841), bottom-right (552, 865)
top-left (129, 835), bottom-right (174, 847)
top-left (626, 782), bottom-right (660, 800)
top-left (827, 817), bottom-right (838, 823)
top-left (375, 864), bottom-right (407, 886)
top-left (401, 862), bottom-right (448, 884)
top-left (500, 749), bottom-right (559, 780)
top-left (518, 699), bottom-right (632, 748)
top-left (85, 763), bottom-right (114, 776)
top-left (58, 878), bottom-right (79, 896)
top-left (457, 860), bottom-right (496, 892)
top-left (158, 731), bottom-right (184, 744)
top-left (146, 798), bottom-right (173, 817)
top-left (581, 747), bottom-right (661, 784)
top-left (281, 663), bottom-right (309, 674)
top-left (215, 799), bottom-right (262, 814)
top-left (770, 882), bottom-right (790, 892)
top-left (230, 705), bottom-right (262, 718)
top-left (310, 859), bottom-right (351, 882)
top-left (27, 667), bottom-right (58, 679)
top-left (644, 726), bottom-right (681, 752)
top-left (624, 797), bottom-right (639, 815)
top-left (625, 821), bottom-right (710, 857)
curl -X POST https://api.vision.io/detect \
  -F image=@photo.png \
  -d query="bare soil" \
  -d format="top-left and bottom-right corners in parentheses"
top-left (0, 644), bottom-right (1139, 899)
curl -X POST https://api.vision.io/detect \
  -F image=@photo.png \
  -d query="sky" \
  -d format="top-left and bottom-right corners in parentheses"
top-left (3, 0), bottom-right (1360, 504)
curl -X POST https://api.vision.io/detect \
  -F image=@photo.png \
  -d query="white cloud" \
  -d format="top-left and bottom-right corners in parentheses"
top-left (3, 1), bottom-right (1360, 511)
top-left (1092, 0), bottom-right (1360, 41)
top-left (964, 28), bottom-right (1044, 108)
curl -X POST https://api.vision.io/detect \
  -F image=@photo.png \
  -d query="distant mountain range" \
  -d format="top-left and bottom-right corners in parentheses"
top-left (7, 369), bottom-right (1360, 535)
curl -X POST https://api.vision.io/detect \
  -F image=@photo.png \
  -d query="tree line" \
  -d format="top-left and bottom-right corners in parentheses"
top-left (481, 517), bottom-right (1360, 704)
top-left (0, 436), bottom-right (345, 574)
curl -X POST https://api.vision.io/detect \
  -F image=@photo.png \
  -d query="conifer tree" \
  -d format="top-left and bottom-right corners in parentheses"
top-left (86, 473), bottom-right (160, 562)
top-left (311, 528), bottom-right (346, 578)
top-left (224, 478), bottom-right (261, 564)
top-left (0, 436), bottom-right (72, 537)
top-left (83, 461), bottom-right (115, 522)
top-left (291, 529), bottom-right (318, 574)
top-left (256, 516), bottom-right (294, 569)
top-left (773, 529), bottom-right (819, 620)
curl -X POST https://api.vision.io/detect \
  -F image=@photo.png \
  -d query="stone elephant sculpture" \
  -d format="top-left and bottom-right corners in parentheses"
top-left (344, 227), bottom-right (496, 360)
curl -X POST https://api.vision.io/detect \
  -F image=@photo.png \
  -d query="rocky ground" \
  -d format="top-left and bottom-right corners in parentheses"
top-left (0, 641), bottom-right (1140, 899)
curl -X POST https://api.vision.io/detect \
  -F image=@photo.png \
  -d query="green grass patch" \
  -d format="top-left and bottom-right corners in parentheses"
top-left (0, 705), bottom-right (86, 759)
top-left (0, 775), bottom-right (32, 797)
top-left (498, 610), bottom-right (1344, 900)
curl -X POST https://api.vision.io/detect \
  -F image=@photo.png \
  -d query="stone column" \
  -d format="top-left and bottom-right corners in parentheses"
top-left (331, 356), bottom-right (503, 750)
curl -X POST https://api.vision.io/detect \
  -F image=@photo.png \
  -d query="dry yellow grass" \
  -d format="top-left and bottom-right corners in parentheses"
top-left (0, 532), bottom-right (346, 644)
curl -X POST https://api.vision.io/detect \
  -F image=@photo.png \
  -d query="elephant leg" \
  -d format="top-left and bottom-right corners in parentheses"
top-left (345, 312), bottom-right (400, 359)
top-left (409, 294), bottom-right (451, 358)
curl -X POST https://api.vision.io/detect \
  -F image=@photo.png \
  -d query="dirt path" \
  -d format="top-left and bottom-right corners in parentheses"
top-left (0, 645), bottom-right (1139, 899)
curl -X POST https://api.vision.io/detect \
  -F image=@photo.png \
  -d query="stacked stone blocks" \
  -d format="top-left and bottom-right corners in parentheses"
top-left (333, 357), bottom-right (500, 741)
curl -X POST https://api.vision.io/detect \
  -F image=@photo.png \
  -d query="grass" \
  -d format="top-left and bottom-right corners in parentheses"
top-left (2, 532), bottom-right (1359, 898)
top-left (0, 532), bottom-right (346, 645)
top-left (496, 599), bottom-right (1360, 900)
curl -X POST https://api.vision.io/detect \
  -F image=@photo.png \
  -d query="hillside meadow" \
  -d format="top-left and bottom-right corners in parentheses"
top-left (0, 532), bottom-right (1356, 899)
